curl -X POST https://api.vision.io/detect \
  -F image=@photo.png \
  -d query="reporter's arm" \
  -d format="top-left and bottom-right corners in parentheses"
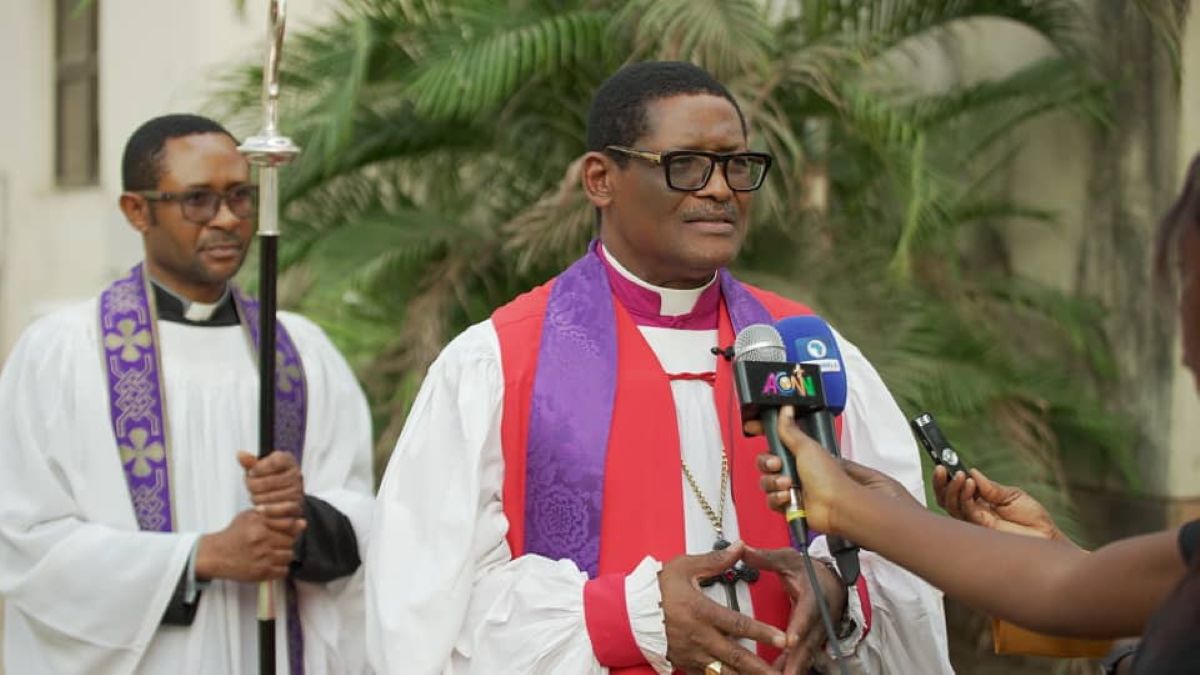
top-left (834, 487), bottom-right (1181, 637)
top-left (773, 407), bottom-right (1185, 638)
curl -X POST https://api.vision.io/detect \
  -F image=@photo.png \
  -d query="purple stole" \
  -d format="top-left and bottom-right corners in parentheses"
top-left (523, 241), bottom-right (773, 576)
top-left (98, 263), bottom-right (307, 673)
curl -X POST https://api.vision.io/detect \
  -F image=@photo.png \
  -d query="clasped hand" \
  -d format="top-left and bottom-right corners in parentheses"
top-left (659, 539), bottom-right (846, 674)
top-left (195, 450), bottom-right (306, 583)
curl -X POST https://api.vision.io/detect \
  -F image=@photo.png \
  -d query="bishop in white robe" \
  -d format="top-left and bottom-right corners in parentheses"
top-left (367, 244), bottom-right (953, 674)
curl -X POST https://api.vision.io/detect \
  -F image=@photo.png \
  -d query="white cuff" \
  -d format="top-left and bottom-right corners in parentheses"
top-left (184, 536), bottom-right (210, 604)
top-left (626, 556), bottom-right (673, 674)
top-left (826, 572), bottom-right (866, 657)
top-left (808, 541), bottom-right (867, 659)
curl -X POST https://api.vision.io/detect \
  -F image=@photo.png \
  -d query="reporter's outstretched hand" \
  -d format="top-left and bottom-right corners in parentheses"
top-left (743, 407), bottom-right (857, 532)
top-left (933, 466), bottom-right (1074, 545)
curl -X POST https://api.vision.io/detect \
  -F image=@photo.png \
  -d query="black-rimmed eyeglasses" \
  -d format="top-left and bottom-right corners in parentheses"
top-left (606, 146), bottom-right (773, 192)
top-left (135, 185), bottom-right (259, 224)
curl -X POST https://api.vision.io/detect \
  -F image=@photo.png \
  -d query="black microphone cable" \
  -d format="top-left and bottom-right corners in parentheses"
top-left (763, 407), bottom-right (849, 675)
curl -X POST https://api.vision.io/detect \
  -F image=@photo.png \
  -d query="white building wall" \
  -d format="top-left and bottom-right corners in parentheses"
top-left (0, 0), bottom-right (332, 357)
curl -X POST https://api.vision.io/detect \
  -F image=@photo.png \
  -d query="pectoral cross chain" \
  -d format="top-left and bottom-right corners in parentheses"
top-left (682, 455), bottom-right (758, 611)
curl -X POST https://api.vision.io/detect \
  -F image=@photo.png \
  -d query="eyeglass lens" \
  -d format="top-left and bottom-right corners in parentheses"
top-left (180, 186), bottom-right (259, 222)
top-left (666, 154), bottom-right (767, 191)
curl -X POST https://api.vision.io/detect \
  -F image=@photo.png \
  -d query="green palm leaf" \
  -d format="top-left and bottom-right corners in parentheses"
top-left (802, 0), bottom-right (1086, 59)
top-left (403, 9), bottom-right (612, 121)
top-left (616, 0), bottom-right (773, 78)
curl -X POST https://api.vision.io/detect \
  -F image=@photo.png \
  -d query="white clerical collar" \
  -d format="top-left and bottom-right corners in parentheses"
top-left (599, 244), bottom-right (718, 317)
top-left (150, 277), bottom-right (231, 322)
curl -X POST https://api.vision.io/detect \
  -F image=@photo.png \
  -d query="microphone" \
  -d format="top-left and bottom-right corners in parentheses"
top-left (732, 323), bottom-right (852, 671)
top-left (775, 315), bottom-right (861, 585)
top-left (731, 324), bottom-right (825, 546)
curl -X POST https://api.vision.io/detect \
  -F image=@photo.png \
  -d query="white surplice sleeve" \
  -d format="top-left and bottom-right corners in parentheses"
top-left (279, 313), bottom-right (377, 675)
top-left (367, 320), bottom-right (665, 675)
top-left (808, 330), bottom-right (954, 675)
top-left (0, 307), bottom-right (196, 674)
top-left (282, 313), bottom-right (375, 555)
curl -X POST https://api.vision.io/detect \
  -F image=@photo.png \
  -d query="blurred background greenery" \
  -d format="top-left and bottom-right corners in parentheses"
top-left (3, 1), bottom-right (1195, 673)
top-left (213, 3), bottom-right (1194, 671)
top-left (217, 0), bottom-right (1183, 522)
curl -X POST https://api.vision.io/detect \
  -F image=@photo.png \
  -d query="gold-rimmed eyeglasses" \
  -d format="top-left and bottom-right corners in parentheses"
top-left (605, 146), bottom-right (773, 192)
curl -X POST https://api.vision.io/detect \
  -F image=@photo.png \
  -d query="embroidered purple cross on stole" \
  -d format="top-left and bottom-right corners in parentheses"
top-left (99, 263), bottom-right (308, 673)
top-left (523, 241), bottom-right (772, 577)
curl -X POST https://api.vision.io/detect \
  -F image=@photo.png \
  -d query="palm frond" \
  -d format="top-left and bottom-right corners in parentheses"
top-left (902, 57), bottom-right (1107, 131)
top-left (1131, 0), bottom-right (1190, 81)
top-left (500, 157), bottom-right (595, 274)
top-left (616, 0), bottom-right (773, 79)
top-left (403, 9), bottom-right (612, 121)
top-left (804, 0), bottom-right (1087, 61)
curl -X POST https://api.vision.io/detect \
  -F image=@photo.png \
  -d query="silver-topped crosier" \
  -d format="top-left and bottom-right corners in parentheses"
top-left (238, 1), bottom-right (301, 673)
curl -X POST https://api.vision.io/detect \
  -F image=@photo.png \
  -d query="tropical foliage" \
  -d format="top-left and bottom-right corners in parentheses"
top-left (216, 0), bottom-right (1153, 536)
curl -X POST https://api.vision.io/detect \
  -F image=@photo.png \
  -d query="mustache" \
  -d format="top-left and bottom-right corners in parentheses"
top-left (198, 234), bottom-right (245, 250)
top-left (681, 206), bottom-right (738, 222)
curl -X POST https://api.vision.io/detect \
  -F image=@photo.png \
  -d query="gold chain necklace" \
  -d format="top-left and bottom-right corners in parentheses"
top-left (681, 451), bottom-right (730, 544)
top-left (685, 451), bottom-right (757, 612)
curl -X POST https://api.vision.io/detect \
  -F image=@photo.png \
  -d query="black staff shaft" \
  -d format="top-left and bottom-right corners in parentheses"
top-left (241, 5), bottom-right (302, 672)
top-left (258, 232), bottom-right (278, 461)
top-left (257, 231), bottom-right (279, 674)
